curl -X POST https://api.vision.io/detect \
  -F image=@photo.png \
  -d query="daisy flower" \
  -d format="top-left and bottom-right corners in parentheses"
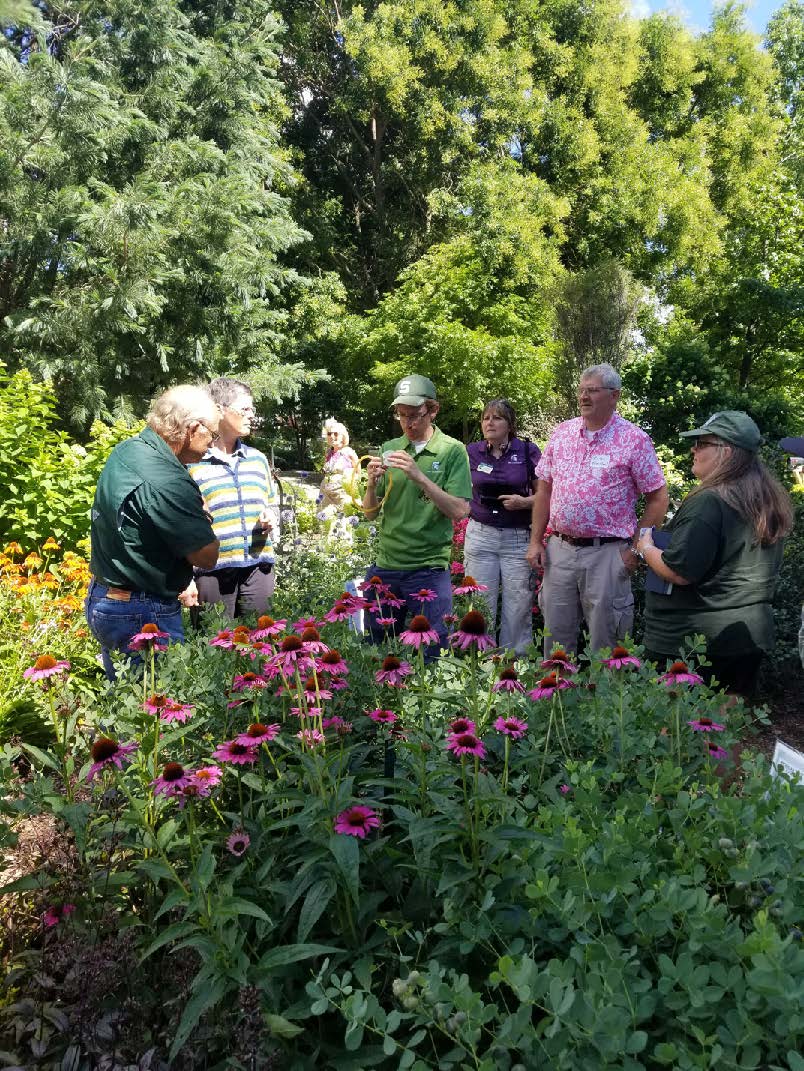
top-left (334, 805), bottom-right (381, 839)
top-left (452, 575), bottom-right (489, 596)
top-left (602, 646), bottom-right (641, 670)
top-left (152, 762), bottom-right (193, 797)
top-left (660, 661), bottom-right (704, 686)
top-left (446, 732), bottom-right (486, 758)
top-left (449, 716), bottom-right (476, 735)
top-left (368, 708), bottom-right (398, 725)
top-left (23, 655), bottom-right (70, 682)
top-left (493, 665), bottom-right (524, 693)
top-left (43, 903), bottom-right (76, 928)
top-left (494, 716), bottom-right (528, 739)
top-left (87, 737), bottom-right (138, 781)
top-left (297, 728), bottom-right (325, 748)
top-left (375, 655), bottom-right (413, 686)
top-left (399, 614), bottom-right (440, 648)
top-left (450, 610), bottom-right (495, 652)
top-left (317, 649), bottom-right (349, 676)
top-left (128, 624), bottom-right (170, 651)
top-left (212, 740), bottom-right (260, 765)
top-left (528, 672), bottom-right (575, 700)
top-left (688, 716), bottom-right (725, 733)
top-left (226, 830), bottom-right (250, 857)
top-left (236, 722), bottom-right (280, 746)
top-left (251, 615), bottom-right (286, 639)
top-left (541, 649), bottom-right (579, 674)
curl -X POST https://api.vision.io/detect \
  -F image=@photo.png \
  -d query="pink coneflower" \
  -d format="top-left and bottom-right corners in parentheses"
top-left (413, 588), bottom-right (438, 603)
top-left (559, 783), bottom-right (571, 795)
top-left (251, 615), bottom-right (286, 639)
top-left (160, 700), bottom-right (195, 725)
top-left (230, 626), bottom-right (254, 649)
top-left (689, 716), bottom-right (725, 733)
top-left (143, 693), bottom-right (172, 715)
top-left (24, 654), bottom-right (70, 682)
top-left (324, 596), bottom-right (367, 622)
top-left (368, 708), bottom-right (398, 725)
top-left (373, 616), bottom-right (398, 627)
top-left (660, 661), bottom-right (704, 686)
top-left (706, 742), bottom-right (729, 760)
top-left (236, 722), bottom-right (280, 746)
top-left (299, 626), bottom-right (329, 654)
top-left (212, 740), bottom-right (259, 765)
top-left (375, 655), bottom-right (413, 686)
top-left (128, 623), bottom-right (170, 651)
top-left (290, 705), bottom-right (323, 718)
top-left (317, 649), bottom-right (349, 676)
top-left (449, 716), bottom-right (476, 735)
top-left (541, 649), bottom-right (579, 674)
top-left (528, 672), bottom-right (575, 700)
top-left (322, 715), bottom-right (353, 734)
top-left (226, 830), bottom-right (250, 856)
top-left (334, 805), bottom-right (381, 839)
top-left (494, 715), bottom-right (528, 739)
top-left (450, 561), bottom-right (464, 576)
top-left (231, 672), bottom-right (269, 692)
top-left (189, 766), bottom-right (223, 795)
top-left (295, 675), bottom-right (333, 703)
top-left (87, 737), bottom-right (138, 781)
top-left (602, 645), bottom-right (642, 669)
top-left (210, 629), bottom-right (236, 649)
top-left (399, 614), bottom-right (440, 648)
top-left (269, 634), bottom-right (313, 673)
top-left (450, 610), bottom-right (495, 652)
top-left (452, 575), bottom-right (488, 595)
top-left (43, 903), bottom-right (76, 928)
top-left (446, 732), bottom-right (486, 758)
top-left (361, 575), bottom-right (388, 594)
top-left (297, 728), bottom-right (325, 748)
top-left (292, 616), bottom-right (324, 633)
top-left (322, 673), bottom-right (349, 691)
top-left (442, 613), bottom-right (458, 626)
top-left (493, 665), bottom-right (525, 693)
top-left (152, 762), bottom-right (192, 797)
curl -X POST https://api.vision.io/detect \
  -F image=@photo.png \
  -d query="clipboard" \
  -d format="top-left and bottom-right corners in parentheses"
top-left (645, 529), bottom-right (673, 595)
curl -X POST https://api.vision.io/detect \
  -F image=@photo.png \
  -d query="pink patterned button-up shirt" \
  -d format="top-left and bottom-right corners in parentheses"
top-left (535, 413), bottom-right (665, 539)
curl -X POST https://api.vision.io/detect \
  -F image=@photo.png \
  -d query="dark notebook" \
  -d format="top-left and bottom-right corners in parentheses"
top-left (645, 529), bottom-right (673, 595)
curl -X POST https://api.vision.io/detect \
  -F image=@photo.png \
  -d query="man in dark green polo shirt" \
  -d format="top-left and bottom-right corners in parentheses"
top-left (363, 375), bottom-right (472, 656)
top-left (86, 385), bottom-right (220, 679)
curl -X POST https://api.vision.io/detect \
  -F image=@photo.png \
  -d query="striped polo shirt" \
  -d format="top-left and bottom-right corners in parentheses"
top-left (187, 443), bottom-right (279, 570)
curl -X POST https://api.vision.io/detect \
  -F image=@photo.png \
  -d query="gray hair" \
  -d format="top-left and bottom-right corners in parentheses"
top-left (208, 377), bottom-right (252, 409)
top-left (581, 363), bottom-right (622, 390)
top-left (322, 417), bottom-right (350, 446)
top-left (148, 385), bottom-right (218, 447)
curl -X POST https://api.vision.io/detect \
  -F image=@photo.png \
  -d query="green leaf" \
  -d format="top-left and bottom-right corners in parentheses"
top-left (787, 1053), bottom-right (804, 1071)
top-left (258, 943), bottom-right (341, 973)
top-left (224, 898), bottom-right (272, 923)
top-left (140, 921), bottom-right (200, 962)
top-left (329, 833), bottom-right (360, 906)
top-left (263, 1013), bottom-right (303, 1040)
top-left (626, 1031), bottom-right (648, 1054)
top-left (297, 879), bottom-right (336, 943)
top-left (169, 977), bottom-right (228, 1061)
top-left (0, 873), bottom-right (53, 895)
top-left (20, 743), bottom-right (59, 772)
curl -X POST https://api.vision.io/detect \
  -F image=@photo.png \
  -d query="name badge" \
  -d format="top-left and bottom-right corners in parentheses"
top-left (590, 454), bottom-right (610, 469)
top-left (477, 463), bottom-right (494, 474)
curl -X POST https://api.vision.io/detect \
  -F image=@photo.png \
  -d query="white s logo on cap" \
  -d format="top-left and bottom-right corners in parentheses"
top-left (399, 380), bottom-right (410, 394)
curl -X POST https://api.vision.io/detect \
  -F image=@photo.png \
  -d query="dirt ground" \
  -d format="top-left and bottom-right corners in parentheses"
top-left (755, 676), bottom-right (804, 758)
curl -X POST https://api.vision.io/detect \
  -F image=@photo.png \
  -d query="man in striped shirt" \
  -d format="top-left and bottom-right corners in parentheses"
top-left (186, 378), bottom-right (279, 618)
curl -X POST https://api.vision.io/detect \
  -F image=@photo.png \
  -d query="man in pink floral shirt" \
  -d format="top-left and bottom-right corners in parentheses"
top-left (526, 363), bottom-right (668, 655)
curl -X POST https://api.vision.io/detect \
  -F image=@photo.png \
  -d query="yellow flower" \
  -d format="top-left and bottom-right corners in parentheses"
top-left (42, 537), bottom-right (61, 551)
top-left (4, 542), bottom-right (23, 557)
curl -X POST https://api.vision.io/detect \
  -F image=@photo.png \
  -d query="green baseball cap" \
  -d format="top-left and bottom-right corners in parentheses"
top-left (679, 411), bottom-right (761, 452)
top-left (391, 374), bottom-right (437, 407)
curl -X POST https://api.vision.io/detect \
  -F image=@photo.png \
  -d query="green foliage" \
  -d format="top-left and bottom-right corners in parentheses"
top-left (0, 363), bottom-right (134, 549)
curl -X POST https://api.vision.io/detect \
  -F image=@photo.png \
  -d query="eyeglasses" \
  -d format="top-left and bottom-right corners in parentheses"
top-left (577, 387), bottom-right (613, 397)
top-left (195, 420), bottom-right (220, 443)
top-left (393, 407), bottom-right (429, 423)
top-left (228, 403), bottom-right (255, 416)
top-left (691, 438), bottom-right (722, 451)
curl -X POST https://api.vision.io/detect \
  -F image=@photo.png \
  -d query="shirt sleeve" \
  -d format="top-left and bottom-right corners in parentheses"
top-left (661, 494), bottom-right (722, 583)
top-left (535, 436), bottom-right (554, 482)
top-left (443, 442), bottom-right (473, 500)
top-left (528, 441), bottom-right (542, 482)
top-left (631, 432), bottom-right (666, 494)
top-left (141, 481), bottom-right (217, 557)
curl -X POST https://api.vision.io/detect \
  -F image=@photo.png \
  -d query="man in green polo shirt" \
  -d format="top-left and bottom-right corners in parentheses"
top-left (363, 375), bottom-right (472, 656)
top-left (86, 385), bottom-right (220, 679)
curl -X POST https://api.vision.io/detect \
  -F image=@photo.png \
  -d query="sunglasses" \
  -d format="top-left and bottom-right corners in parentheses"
top-left (691, 438), bottom-right (722, 451)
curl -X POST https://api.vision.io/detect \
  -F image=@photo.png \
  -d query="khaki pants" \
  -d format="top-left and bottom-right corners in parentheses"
top-left (538, 535), bottom-right (634, 656)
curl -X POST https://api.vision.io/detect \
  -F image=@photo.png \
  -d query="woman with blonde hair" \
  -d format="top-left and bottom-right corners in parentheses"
top-left (320, 418), bottom-right (359, 513)
top-left (637, 411), bottom-right (793, 697)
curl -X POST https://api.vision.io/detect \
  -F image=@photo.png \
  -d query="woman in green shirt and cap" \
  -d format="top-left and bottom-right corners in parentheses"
top-left (636, 411), bottom-right (793, 698)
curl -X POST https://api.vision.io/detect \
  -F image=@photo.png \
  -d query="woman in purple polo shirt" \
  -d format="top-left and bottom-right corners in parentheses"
top-left (464, 399), bottom-right (541, 654)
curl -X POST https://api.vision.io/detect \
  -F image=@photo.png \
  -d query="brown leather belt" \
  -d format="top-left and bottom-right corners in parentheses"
top-left (105, 586), bottom-right (133, 601)
top-left (554, 532), bottom-right (623, 548)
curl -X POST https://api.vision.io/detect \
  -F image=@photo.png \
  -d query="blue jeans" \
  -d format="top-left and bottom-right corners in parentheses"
top-left (463, 519), bottom-right (534, 654)
top-left (85, 579), bottom-right (185, 681)
top-left (364, 564), bottom-right (453, 662)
